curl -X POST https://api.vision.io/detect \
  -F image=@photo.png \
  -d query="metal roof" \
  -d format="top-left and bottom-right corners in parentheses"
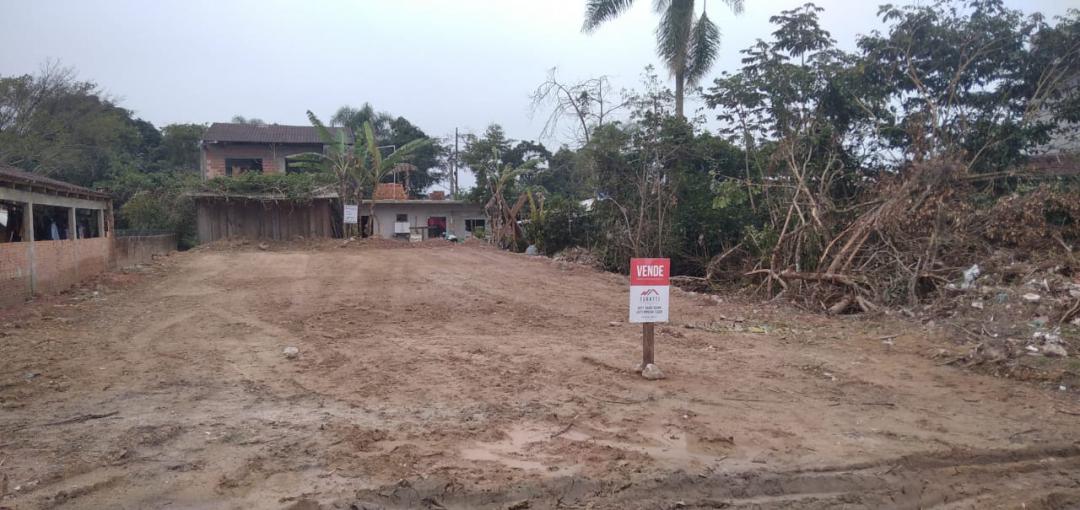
top-left (202, 123), bottom-right (354, 145)
top-left (0, 165), bottom-right (111, 200)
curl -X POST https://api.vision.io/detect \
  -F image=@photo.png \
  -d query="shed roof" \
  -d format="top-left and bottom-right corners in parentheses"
top-left (202, 123), bottom-right (354, 145)
top-left (0, 165), bottom-right (110, 200)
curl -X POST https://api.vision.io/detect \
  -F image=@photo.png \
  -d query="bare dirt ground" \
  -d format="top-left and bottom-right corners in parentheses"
top-left (2, 243), bottom-right (1080, 509)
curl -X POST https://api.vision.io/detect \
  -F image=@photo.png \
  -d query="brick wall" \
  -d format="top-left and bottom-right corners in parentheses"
top-left (0, 237), bottom-right (111, 308)
top-left (0, 242), bottom-right (31, 308)
top-left (202, 143), bottom-right (322, 179)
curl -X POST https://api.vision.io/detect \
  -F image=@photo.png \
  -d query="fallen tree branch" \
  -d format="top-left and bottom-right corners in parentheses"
top-left (775, 270), bottom-right (862, 287)
top-left (1061, 297), bottom-right (1080, 326)
top-left (828, 296), bottom-right (853, 314)
top-left (44, 411), bottom-right (118, 427)
top-left (744, 269), bottom-right (789, 291)
top-left (589, 395), bottom-right (645, 405)
top-left (550, 422), bottom-right (575, 439)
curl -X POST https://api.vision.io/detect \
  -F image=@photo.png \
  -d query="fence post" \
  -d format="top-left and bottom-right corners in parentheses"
top-left (24, 200), bottom-right (35, 294)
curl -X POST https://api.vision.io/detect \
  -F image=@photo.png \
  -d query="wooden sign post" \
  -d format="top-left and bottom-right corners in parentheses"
top-left (629, 258), bottom-right (670, 380)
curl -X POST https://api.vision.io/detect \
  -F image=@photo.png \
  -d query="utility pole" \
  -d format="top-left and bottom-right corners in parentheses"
top-left (452, 128), bottom-right (460, 196)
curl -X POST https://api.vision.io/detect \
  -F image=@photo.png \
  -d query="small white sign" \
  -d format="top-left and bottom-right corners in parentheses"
top-left (343, 204), bottom-right (359, 224)
top-left (629, 285), bottom-right (669, 323)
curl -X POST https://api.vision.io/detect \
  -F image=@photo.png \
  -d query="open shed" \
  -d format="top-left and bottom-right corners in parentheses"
top-left (0, 165), bottom-right (113, 307)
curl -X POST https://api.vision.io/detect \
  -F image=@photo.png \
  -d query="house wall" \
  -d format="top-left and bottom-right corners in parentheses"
top-left (0, 237), bottom-right (110, 308)
top-left (196, 199), bottom-right (335, 243)
top-left (363, 203), bottom-right (486, 240)
top-left (201, 143), bottom-right (322, 179)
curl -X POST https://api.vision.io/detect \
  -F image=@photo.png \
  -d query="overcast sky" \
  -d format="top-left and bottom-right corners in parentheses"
top-left (1, 1), bottom-right (1073, 170)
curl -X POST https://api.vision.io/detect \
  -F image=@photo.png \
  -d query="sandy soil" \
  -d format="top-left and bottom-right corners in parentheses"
top-left (1, 243), bottom-right (1079, 509)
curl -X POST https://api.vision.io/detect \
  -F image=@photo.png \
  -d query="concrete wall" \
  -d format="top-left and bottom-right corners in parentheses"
top-left (201, 142), bottom-right (322, 179)
top-left (114, 234), bottom-right (177, 268)
top-left (364, 202), bottom-right (486, 240)
top-left (0, 237), bottom-right (111, 308)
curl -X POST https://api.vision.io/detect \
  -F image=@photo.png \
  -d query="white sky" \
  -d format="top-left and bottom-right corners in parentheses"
top-left (0, 0), bottom-right (1074, 181)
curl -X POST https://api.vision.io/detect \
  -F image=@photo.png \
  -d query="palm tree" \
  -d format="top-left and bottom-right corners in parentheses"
top-left (331, 103), bottom-right (393, 136)
top-left (583, 0), bottom-right (744, 118)
top-left (303, 111), bottom-right (431, 237)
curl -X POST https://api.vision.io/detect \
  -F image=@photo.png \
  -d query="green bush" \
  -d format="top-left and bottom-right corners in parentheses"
top-left (101, 169), bottom-right (201, 249)
top-left (120, 190), bottom-right (197, 248)
top-left (199, 172), bottom-right (334, 200)
top-left (533, 197), bottom-right (593, 255)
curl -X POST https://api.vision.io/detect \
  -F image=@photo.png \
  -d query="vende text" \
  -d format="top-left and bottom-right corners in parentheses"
top-left (636, 265), bottom-right (665, 278)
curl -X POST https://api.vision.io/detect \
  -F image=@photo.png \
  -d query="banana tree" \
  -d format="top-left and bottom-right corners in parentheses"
top-left (354, 122), bottom-right (431, 237)
top-left (302, 111), bottom-right (430, 237)
top-left (484, 158), bottom-right (540, 249)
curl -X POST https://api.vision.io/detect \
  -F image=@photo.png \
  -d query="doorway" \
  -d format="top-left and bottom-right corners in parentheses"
top-left (427, 216), bottom-right (446, 239)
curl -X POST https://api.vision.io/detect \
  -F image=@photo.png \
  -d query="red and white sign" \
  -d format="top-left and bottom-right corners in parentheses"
top-left (629, 258), bottom-right (670, 323)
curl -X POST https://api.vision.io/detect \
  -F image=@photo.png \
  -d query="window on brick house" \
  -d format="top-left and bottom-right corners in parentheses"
top-left (285, 157), bottom-right (317, 174)
top-left (225, 158), bottom-right (263, 176)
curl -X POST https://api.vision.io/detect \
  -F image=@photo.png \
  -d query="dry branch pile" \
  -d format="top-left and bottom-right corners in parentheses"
top-left (730, 159), bottom-right (1080, 315)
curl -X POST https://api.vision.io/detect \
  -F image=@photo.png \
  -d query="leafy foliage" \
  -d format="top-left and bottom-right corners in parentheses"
top-left (198, 172), bottom-right (335, 200)
top-left (105, 170), bottom-right (201, 248)
top-left (531, 196), bottom-right (593, 255)
top-left (330, 103), bottom-right (446, 196)
top-left (0, 63), bottom-right (150, 186)
top-left (303, 111), bottom-right (431, 236)
top-left (857, 0), bottom-right (1080, 172)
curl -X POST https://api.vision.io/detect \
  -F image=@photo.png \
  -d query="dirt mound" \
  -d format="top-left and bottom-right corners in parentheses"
top-left (552, 246), bottom-right (602, 268)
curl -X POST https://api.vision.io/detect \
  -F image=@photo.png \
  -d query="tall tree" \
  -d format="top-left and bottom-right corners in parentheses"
top-left (331, 103), bottom-right (393, 136)
top-left (158, 123), bottom-right (206, 171)
top-left (530, 68), bottom-right (628, 145)
top-left (582, 0), bottom-right (744, 118)
top-left (230, 115), bottom-right (265, 126)
top-left (305, 111), bottom-right (431, 237)
top-left (331, 104), bottom-right (445, 196)
top-left (0, 62), bottom-right (145, 186)
top-left (460, 124), bottom-right (513, 203)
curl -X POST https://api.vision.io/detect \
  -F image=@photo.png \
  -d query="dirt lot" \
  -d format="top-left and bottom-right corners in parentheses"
top-left (2, 243), bottom-right (1080, 509)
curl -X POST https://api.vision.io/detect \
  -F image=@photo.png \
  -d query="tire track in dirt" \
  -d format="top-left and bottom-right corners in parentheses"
top-left (351, 444), bottom-right (1080, 509)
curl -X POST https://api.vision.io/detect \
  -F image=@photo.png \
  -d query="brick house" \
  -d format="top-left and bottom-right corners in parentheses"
top-left (200, 122), bottom-right (354, 178)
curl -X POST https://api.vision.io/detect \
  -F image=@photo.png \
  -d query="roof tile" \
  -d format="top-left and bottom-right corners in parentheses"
top-left (0, 165), bottom-right (110, 199)
top-left (202, 123), bottom-right (354, 144)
